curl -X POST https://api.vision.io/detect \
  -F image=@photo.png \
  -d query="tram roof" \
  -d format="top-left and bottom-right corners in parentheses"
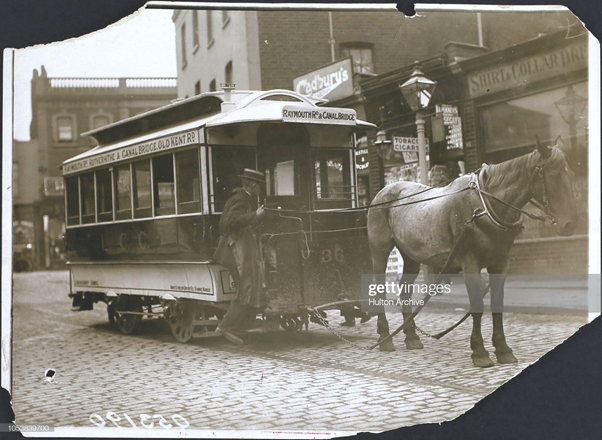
top-left (62, 89), bottom-right (376, 174)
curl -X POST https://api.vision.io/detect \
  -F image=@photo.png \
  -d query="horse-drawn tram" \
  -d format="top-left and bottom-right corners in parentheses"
top-left (62, 87), bottom-right (376, 342)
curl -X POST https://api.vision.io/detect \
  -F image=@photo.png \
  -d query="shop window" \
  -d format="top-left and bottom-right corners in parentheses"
top-left (211, 147), bottom-right (256, 212)
top-left (114, 164), bottom-right (132, 220)
top-left (56, 115), bottom-right (75, 142)
top-left (481, 81), bottom-right (588, 176)
top-left (176, 149), bottom-right (201, 214)
top-left (96, 168), bottom-right (113, 222)
top-left (312, 149), bottom-right (352, 208)
top-left (66, 176), bottom-right (80, 225)
top-left (225, 61), bottom-right (233, 85)
top-left (192, 10), bottom-right (199, 50)
top-left (79, 172), bottom-right (96, 224)
top-left (209, 79), bottom-right (216, 92)
top-left (152, 154), bottom-right (176, 216)
top-left (132, 160), bottom-right (152, 218)
top-left (340, 43), bottom-right (374, 75)
top-left (180, 23), bottom-right (188, 68)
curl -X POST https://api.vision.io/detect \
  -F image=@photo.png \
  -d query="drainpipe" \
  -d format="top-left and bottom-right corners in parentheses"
top-left (328, 12), bottom-right (335, 62)
top-left (476, 13), bottom-right (484, 47)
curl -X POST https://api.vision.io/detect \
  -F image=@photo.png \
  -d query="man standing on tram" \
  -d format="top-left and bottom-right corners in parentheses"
top-left (213, 168), bottom-right (269, 344)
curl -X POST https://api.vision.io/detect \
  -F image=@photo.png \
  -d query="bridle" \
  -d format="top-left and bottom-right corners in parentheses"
top-left (472, 152), bottom-right (556, 232)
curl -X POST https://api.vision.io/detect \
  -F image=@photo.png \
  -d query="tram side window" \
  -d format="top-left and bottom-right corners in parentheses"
top-left (132, 160), bottom-right (152, 218)
top-left (152, 154), bottom-right (176, 216)
top-left (79, 172), bottom-right (96, 224)
top-left (176, 149), bottom-right (201, 214)
top-left (312, 149), bottom-right (352, 207)
top-left (96, 168), bottom-right (113, 222)
top-left (65, 176), bottom-right (80, 225)
top-left (114, 164), bottom-right (132, 220)
top-left (212, 147), bottom-right (256, 212)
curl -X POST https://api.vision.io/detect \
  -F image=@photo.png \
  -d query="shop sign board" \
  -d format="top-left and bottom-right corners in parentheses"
top-left (467, 39), bottom-right (588, 98)
top-left (355, 147), bottom-right (369, 170)
top-left (393, 136), bottom-right (430, 153)
top-left (293, 58), bottom-right (354, 102)
top-left (436, 104), bottom-right (463, 151)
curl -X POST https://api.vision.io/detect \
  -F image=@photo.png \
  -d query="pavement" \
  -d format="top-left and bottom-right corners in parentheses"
top-left (7, 271), bottom-right (589, 437)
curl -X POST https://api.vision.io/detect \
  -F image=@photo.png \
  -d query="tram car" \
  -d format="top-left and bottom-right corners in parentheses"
top-left (62, 86), bottom-right (376, 342)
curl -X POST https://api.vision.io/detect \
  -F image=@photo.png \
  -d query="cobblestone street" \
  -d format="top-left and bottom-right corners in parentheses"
top-left (10, 271), bottom-right (587, 436)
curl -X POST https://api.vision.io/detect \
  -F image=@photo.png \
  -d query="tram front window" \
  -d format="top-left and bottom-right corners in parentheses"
top-left (312, 149), bottom-right (353, 208)
top-left (152, 154), bottom-right (175, 216)
top-left (212, 147), bottom-right (256, 212)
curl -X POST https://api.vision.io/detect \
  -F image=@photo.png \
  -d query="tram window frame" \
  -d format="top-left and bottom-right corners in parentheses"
top-left (79, 172), bottom-right (96, 224)
top-left (311, 148), bottom-right (353, 209)
top-left (152, 154), bottom-right (176, 216)
top-left (210, 146), bottom-right (257, 213)
top-left (65, 176), bottom-right (80, 226)
top-left (114, 163), bottom-right (133, 220)
top-left (132, 159), bottom-right (152, 219)
top-left (96, 168), bottom-right (113, 223)
top-left (176, 148), bottom-right (202, 214)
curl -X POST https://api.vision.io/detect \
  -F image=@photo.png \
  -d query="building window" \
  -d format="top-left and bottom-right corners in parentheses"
top-left (207, 10), bottom-right (214, 45)
top-left (90, 111), bottom-right (113, 130)
top-left (225, 61), bottom-right (233, 85)
top-left (56, 115), bottom-right (75, 142)
top-left (192, 11), bottom-right (199, 50)
top-left (209, 79), bottom-right (216, 92)
top-left (195, 80), bottom-right (201, 95)
top-left (340, 43), bottom-right (374, 75)
top-left (221, 10), bottom-right (230, 27)
top-left (181, 23), bottom-right (188, 68)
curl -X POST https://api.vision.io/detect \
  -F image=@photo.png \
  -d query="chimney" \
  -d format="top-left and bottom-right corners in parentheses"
top-left (220, 83), bottom-right (236, 113)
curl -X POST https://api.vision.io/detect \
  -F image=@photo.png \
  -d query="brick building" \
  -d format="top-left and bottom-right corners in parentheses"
top-left (172, 8), bottom-right (575, 99)
top-left (12, 67), bottom-right (176, 271)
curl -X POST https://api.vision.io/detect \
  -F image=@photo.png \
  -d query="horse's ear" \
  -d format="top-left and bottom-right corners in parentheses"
top-left (555, 135), bottom-right (565, 150)
top-left (535, 135), bottom-right (551, 159)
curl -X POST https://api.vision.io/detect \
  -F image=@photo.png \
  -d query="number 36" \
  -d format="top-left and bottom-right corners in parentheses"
top-left (321, 248), bottom-right (344, 263)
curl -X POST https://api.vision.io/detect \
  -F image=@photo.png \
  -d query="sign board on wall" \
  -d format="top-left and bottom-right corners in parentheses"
top-left (435, 104), bottom-right (463, 150)
top-left (293, 58), bottom-right (354, 102)
top-left (467, 39), bottom-right (587, 98)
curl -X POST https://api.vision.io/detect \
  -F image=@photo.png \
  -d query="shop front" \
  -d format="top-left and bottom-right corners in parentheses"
top-left (460, 31), bottom-right (589, 273)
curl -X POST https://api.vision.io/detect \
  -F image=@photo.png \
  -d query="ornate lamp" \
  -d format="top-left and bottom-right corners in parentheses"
top-left (554, 84), bottom-right (587, 150)
top-left (399, 61), bottom-right (436, 184)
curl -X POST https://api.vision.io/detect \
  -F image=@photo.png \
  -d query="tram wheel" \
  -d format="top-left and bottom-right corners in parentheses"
top-left (113, 297), bottom-right (142, 335)
top-left (168, 300), bottom-right (194, 343)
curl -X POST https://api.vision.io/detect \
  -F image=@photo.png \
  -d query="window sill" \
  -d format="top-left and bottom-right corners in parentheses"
top-left (222, 16), bottom-right (230, 29)
top-left (207, 38), bottom-right (215, 50)
top-left (192, 43), bottom-right (199, 55)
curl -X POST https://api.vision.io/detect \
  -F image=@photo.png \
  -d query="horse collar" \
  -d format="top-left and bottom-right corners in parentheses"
top-left (473, 170), bottom-right (525, 233)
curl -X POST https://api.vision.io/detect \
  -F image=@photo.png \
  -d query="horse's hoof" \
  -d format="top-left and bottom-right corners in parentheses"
top-left (378, 339), bottom-right (396, 352)
top-left (496, 351), bottom-right (518, 364)
top-left (472, 356), bottom-right (495, 368)
top-left (405, 338), bottom-right (424, 350)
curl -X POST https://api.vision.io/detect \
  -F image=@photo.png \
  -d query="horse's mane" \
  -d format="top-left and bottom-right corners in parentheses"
top-left (483, 147), bottom-right (566, 189)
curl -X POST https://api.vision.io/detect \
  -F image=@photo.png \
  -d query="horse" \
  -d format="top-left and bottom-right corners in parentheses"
top-left (367, 137), bottom-right (578, 367)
